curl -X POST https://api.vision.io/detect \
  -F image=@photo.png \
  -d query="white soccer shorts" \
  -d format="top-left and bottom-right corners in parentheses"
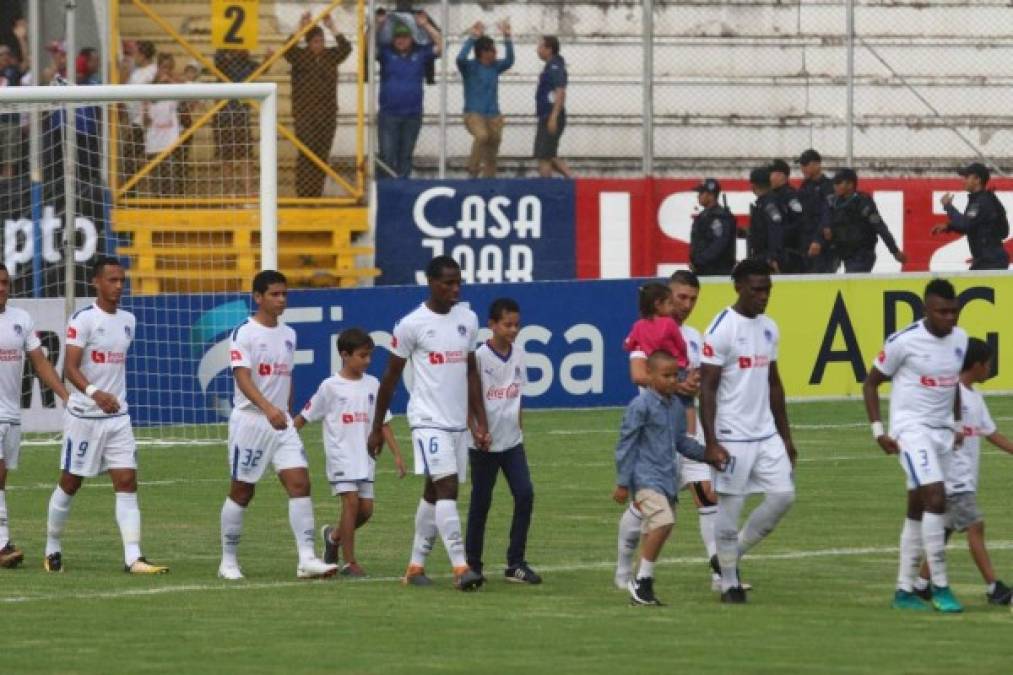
top-left (228, 409), bottom-right (308, 484)
top-left (0, 422), bottom-right (22, 470)
top-left (411, 428), bottom-right (468, 482)
top-left (679, 455), bottom-right (714, 489)
top-left (714, 434), bottom-right (794, 496)
top-left (62, 414), bottom-right (137, 477)
top-left (894, 426), bottom-right (951, 490)
top-left (331, 480), bottom-right (375, 499)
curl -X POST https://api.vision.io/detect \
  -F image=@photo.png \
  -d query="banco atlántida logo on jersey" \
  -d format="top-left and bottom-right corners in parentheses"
top-left (192, 300), bottom-right (252, 419)
top-left (428, 350), bottom-right (466, 365)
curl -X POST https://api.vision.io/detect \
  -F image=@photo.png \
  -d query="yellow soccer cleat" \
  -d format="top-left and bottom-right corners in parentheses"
top-left (125, 557), bottom-right (169, 575)
top-left (0, 542), bottom-right (25, 569)
top-left (43, 552), bottom-right (63, 573)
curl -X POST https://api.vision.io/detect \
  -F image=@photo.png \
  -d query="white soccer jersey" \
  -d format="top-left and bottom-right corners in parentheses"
top-left (0, 306), bottom-right (41, 424)
top-left (66, 304), bottom-right (134, 419)
top-left (467, 341), bottom-right (526, 452)
top-left (391, 303), bottom-right (479, 431)
top-left (683, 324), bottom-right (703, 370)
top-left (300, 373), bottom-right (392, 483)
top-left (229, 318), bottom-right (297, 413)
top-left (700, 307), bottom-right (779, 442)
top-left (946, 383), bottom-right (996, 494)
top-left (872, 321), bottom-right (968, 436)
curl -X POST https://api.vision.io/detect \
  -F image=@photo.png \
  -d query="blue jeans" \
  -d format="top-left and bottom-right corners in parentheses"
top-left (378, 113), bottom-right (422, 178)
top-left (465, 444), bottom-right (534, 572)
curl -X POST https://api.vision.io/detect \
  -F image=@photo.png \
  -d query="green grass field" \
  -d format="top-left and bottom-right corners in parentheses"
top-left (3, 399), bottom-right (1013, 674)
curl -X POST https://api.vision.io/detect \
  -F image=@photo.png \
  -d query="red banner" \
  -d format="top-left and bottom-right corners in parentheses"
top-left (575, 177), bottom-right (1013, 278)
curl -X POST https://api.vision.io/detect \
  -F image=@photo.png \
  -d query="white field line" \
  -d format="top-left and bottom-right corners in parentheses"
top-left (5, 540), bottom-right (1013, 605)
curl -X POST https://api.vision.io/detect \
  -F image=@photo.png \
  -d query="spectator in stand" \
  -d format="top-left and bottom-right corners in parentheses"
top-left (41, 40), bottom-right (67, 84)
top-left (534, 35), bottom-right (572, 178)
top-left (285, 12), bottom-right (352, 197)
top-left (73, 48), bottom-right (103, 186)
top-left (121, 40), bottom-right (157, 193)
top-left (0, 43), bottom-right (23, 178)
top-left (76, 48), bottom-right (101, 84)
top-left (143, 54), bottom-right (183, 196)
top-left (932, 163), bottom-right (1011, 270)
top-left (214, 49), bottom-right (259, 195)
top-left (375, 13), bottom-right (442, 179)
top-left (457, 20), bottom-right (513, 178)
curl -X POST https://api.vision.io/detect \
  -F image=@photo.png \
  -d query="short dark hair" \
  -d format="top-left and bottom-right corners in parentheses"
top-left (0, 262), bottom-right (8, 274)
top-left (252, 269), bottom-right (287, 294)
top-left (91, 256), bottom-right (122, 279)
top-left (337, 327), bottom-right (374, 355)
top-left (489, 297), bottom-right (520, 321)
top-left (638, 282), bottom-right (671, 318)
top-left (306, 26), bottom-right (324, 41)
top-left (541, 35), bottom-right (560, 56)
top-left (474, 36), bottom-right (495, 57)
top-left (924, 278), bottom-right (956, 302)
top-left (646, 349), bottom-right (678, 371)
top-left (668, 270), bottom-right (700, 289)
top-left (425, 255), bottom-right (460, 280)
top-left (137, 40), bottom-right (156, 60)
top-left (732, 258), bottom-right (773, 283)
top-left (962, 336), bottom-right (992, 372)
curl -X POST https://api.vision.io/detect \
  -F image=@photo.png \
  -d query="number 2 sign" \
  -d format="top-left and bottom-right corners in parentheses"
top-left (212, 0), bottom-right (259, 50)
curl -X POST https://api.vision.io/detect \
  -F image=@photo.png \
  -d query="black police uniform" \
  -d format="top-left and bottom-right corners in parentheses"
top-left (749, 192), bottom-right (787, 268)
top-left (798, 174), bottom-right (835, 272)
top-left (828, 191), bottom-right (902, 272)
top-left (770, 184), bottom-right (806, 273)
top-left (943, 190), bottom-right (1010, 270)
top-left (690, 204), bottom-right (737, 276)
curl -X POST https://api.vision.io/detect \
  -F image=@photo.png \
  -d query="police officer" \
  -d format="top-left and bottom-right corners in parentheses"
top-left (932, 162), bottom-right (1010, 270)
top-left (797, 149), bottom-right (835, 272)
top-left (767, 159), bottom-right (806, 273)
top-left (748, 167), bottom-right (787, 271)
top-left (689, 178), bottom-right (737, 276)
top-left (828, 168), bottom-right (906, 272)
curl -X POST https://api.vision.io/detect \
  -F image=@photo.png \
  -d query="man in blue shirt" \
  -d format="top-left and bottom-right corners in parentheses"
top-left (376, 13), bottom-right (442, 178)
top-left (457, 21), bottom-right (513, 178)
top-left (534, 36), bottom-right (572, 178)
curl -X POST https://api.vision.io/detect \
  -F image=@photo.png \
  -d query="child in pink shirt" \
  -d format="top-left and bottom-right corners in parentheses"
top-left (624, 283), bottom-right (688, 387)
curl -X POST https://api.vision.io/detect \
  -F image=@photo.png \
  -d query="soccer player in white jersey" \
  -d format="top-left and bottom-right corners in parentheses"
top-left (44, 257), bottom-right (168, 574)
top-left (912, 337), bottom-right (1013, 606)
top-left (368, 256), bottom-right (489, 591)
top-left (218, 270), bottom-right (337, 580)
top-left (293, 328), bottom-right (406, 577)
top-left (464, 298), bottom-right (541, 585)
top-left (863, 278), bottom-right (967, 613)
top-left (0, 264), bottom-right (69, 569)
top-left (700, 258), bottom-right (797, 604)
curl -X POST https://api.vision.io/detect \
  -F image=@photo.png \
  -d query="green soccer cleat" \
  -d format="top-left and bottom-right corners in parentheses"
top-left (892, 589), bottom-right (931, 611)
top-left (930, 586), bottom-right (964, 613)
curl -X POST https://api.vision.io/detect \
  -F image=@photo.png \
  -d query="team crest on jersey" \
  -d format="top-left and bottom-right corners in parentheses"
top-left (124, 325), bottom-right (132, 339)
top-left (12, 324), bottom-right (22, 337)
top-left (763, 329), bottom-right (773, 343)
top-left (457, 325), bottom-right (467, 336)
top-left (284, 340), bottom-right (294, 353)
top-left (368, 393), bottom-right (375, 406)
top-left (425, 329), bottom-right (436, 338)
top-left (955, 347), bottom-right (964, 360)
top-left (515, 366), bottom-right (522, 379)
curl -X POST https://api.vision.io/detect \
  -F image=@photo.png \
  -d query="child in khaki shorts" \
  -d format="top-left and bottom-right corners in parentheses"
top-left (613, 351), bottom-right (727, 606)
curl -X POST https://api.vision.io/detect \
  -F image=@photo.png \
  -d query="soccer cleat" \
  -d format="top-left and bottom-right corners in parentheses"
top-left (912, 582), bottom-right (933, 602)
top-left (710, 555), bottom-right (753, 592)
top-left (217, 563), bottom-right (244, 581)
top-left (340, 562), bottom-right (367, 578)
top-left (321, 525), bottom-right (339, 566)
top-left (930, 585), bottom-right (963, 613)
top-left (125, 557), bottom-right (170, 575)
top-left (987, 580), bottom-right (1012, 606)
top-left (0, 542), bottom-right (25, 569)
top-left (43, 552), bottom-right (63, 573)
top-left (296, 557), bottom-right (339, 579)
top-left (892, 589), bottom-right (931, 611)
top-left (505, 563), bottom-right (542, 585)
top-left (720, 586), bottom-right (748, 604)
top-left (401, 564), bottom-right (433, 587)
top-left (453, 565), bottom-right (483, 591)
top-left (628, 577), bottom-right (662, 606)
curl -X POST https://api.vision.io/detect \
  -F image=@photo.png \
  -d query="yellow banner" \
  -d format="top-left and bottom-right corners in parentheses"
top-left (212, 0), bottom-right (259, 50)
top-left (689, 273), bottom-right (1012, 398)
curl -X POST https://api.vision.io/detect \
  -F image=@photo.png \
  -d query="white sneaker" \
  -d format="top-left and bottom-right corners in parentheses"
top-left (615, 570), bottom-right (631, 591)
top-left (218, 562), bottom-right (244, 580)
top-left (297, 557), bottom-right (339, 579)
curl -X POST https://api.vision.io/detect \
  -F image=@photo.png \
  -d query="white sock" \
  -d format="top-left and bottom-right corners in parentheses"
top-left (220, 498), bottom-right (245, 567)
top-left (115, 492), bottom-right (142, 567)
top-left (737, 491), bottom-right (795, 556)
top-left (987, 581), bottom-right (997, 594)
top-left (896, 518), bottom-right (923, 592)
top-left (434, 499), bottom-right (467, 568)
top-left (288, 497), bottom-right (317, 564)
top-left (0, 489), bottom-right (9, 549)
top-left (409, 499), bottom-right (437, 567)
top-left (45, 487), bottom-right (74, 556)
top-left (913, 576), bottom-right (930, 591)
top-left (716, 493), bottom-right (745, 592)
top-left (922, 512), bottom-right (948, 588)
top-left (637, 558), bottom-right (655, 580)
top-left (697, 505), bottom-right (718, 559)
top-left (616, 504), bottom-right (642, 578)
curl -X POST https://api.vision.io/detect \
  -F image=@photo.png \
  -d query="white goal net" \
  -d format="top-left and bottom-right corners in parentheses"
top-left (2, 83), bottom-right (277, 445)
